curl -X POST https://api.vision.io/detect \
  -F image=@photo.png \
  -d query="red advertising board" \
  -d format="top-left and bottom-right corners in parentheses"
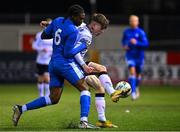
top-left (22, 34), bottom-right (36, 52)
top-left (167, 51), bottom-right (180, 65)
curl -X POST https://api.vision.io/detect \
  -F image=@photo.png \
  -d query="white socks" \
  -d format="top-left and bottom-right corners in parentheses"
top-left (22, 105), bottom-right (27, 113)
top-left (95, 96), bottom-right (106, 122)
top-left (37, 83), bottom-right (50, 97)
top-left (99, 74), bottom-right (115, 95)
top-left (44, 83), bottom-right (50, 96)
top-left (38, 83), bottom-right (44, 97)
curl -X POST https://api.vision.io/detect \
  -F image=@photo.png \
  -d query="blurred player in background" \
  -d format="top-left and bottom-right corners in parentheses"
top-left (32, 18), bottom-right (52, 97)
top-left (121, 15), bottom-right (149, 100)
top-left (12, 4), bottom-right (98, 129)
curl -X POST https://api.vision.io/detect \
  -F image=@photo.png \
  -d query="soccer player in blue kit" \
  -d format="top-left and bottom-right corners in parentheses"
top-left (12, 5), bottom-right (98, 129)
top-left (121, 15), bottom-right (149, 100)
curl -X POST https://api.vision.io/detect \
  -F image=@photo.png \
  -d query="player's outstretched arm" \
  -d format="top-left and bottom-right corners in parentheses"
top-left (63, 33), bottom-right (88, 58)
top-left (74, 53), bottom-right (94, 73)
top-left (135, 31), bottom-right (149, 48)
top-left (74, 53), bottom-right (86, 66)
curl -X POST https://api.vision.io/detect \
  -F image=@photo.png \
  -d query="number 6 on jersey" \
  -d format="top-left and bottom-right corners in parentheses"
top-left (55, 29), bottom-right (62, 45)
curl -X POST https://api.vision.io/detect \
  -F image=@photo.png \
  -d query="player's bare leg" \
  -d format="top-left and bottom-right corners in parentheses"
top-left (85, 75), bottom-right (118, 128)
top-left (12, 87), bottom-right (63, 126)
top-left (37, 75), bottom-right (44, 97)
top-left (88, 62), bottom-right (123, 102)
top-left (74, 78), bottom-right (89, 91)
top-left (85, 75), bottom-right (105, 93)
top-left (49, 88), bottom-right (63, 104)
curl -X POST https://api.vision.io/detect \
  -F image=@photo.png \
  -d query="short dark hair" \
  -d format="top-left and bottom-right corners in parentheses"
top-left (91, 13), bottom-right (109, 29)
top-left (67, 4), bottom-right (84, 17)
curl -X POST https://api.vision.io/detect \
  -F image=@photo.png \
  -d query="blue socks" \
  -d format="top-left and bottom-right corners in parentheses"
top-left (26, 97), bottom-right (47, 110)
top-left (129, 75), bottom-right (136, 94)
top-left (21, 90), bottom-right (91, 123)
top-left (80, 90), bottom-right (91, 122)
top-left (22, 96), bottom-right (52, 112)
top-left (136, 77), bottom-right (141, 88)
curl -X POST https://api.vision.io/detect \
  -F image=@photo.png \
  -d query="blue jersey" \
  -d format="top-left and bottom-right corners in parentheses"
top-left (122, 27), bottom-right (148, 60)
top-left (44, 17), bottom-right (87, 62)
top-left (43, 17), bottom-right (86, 87)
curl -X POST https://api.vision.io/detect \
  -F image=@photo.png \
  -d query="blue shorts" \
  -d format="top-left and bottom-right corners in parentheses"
top-left (126, 58), bottom-right (144, 74)
top-left (49, 60), bottom-right (84, 88)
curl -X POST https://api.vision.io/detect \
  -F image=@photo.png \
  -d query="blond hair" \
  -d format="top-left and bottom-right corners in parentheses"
top-left (129, 15), bottom-right (139, 20)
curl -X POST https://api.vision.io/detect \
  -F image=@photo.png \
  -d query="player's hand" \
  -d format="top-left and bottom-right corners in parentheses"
top-left (130, 38), bottom-right (137, 45)
top-left (82, 64), bottom-right (94, 74)
top-left (40, 21), bottom-right (49, 28)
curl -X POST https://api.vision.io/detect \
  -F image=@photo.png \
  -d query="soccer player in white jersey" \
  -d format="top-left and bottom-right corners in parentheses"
top-left (74, 14), bottom-right (124, 128)
top-left (32, 18), bottom-right (53, 97)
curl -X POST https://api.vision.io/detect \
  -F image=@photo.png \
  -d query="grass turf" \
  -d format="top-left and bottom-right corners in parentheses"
top-left (0, 84), bottom-right (180, 131)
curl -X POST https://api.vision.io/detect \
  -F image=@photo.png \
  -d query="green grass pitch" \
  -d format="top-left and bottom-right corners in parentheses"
top-left (0, 84), bottom-right (180, 131)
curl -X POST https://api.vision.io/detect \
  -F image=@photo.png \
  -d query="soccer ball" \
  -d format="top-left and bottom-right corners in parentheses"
top-left (115, 81), bottom-right (132, 98)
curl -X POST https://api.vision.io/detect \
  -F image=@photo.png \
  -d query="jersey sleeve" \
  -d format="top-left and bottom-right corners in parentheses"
top-left (74, 53), bottom-right (86, 66)
top-left (136, 30), bottom-right (149, 48)
top-left (41, 20), bottom-right (54, 39)
top-left (32, 32), bottom-right (43, 51)
top-left (121, 30), bottom-right (129, 46)
top-left (63, 31), bottom-right (87, 58)
top-left (44, 20), bottom-right (54, 35)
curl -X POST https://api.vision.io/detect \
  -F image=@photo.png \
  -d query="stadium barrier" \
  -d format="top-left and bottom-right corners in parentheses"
top-left (0, 51), bottom-right (179, 85)
top-left (98, 50), bottom-right (180, 85)
top-left (0, 52), bottom-right (36, 83)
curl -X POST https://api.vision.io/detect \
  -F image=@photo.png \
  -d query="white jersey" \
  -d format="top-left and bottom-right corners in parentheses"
top-left (32, 31), bottom-right (53, 65)
top-left (76, 23), bottom-right (92, 59)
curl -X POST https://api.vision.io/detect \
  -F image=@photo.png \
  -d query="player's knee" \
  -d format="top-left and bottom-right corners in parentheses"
top-left (96, 87), bottom-right (105, 94)
top-left (44, 76), bottom-right (50, 83)
top-left (37, 76), bottom-right (44, 83)
top-left (129, 67), bottom-right (136, 76)
top-left (86, 75), bottom-right (104, 93)
top-left (38, 81), bottom-right (43, 84)
top-left (49, 88), bottom-right (61, 104)
top-left (76, 79), bottom-right (89, 91)
top-left (99, 65), bottom-right (107, 72)
top-left (130, 72), bottom-right (136, 76)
